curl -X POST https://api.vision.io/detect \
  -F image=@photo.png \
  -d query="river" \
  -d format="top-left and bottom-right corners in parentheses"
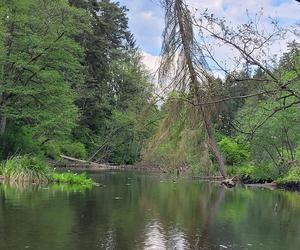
top-left (0, 171), bottom-right (299, 250)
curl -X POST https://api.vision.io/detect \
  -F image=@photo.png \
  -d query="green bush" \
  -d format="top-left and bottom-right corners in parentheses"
top-left (1, 155), bottom-right (51, 183)
top-left (276, 167), bottom-right (300, 185)
top-left (50, 172), bottom-right (93, 186)
top-left (228, 164), bottom-right (279, 183)
top-left (0, 127), bottom-right (42, 160)
top-left (250, 165), bottom-right (279, 182)
top-left (219, 136), bottom-right (250, 165)
top-left (43, 141), bottom-right (61, 160)
top-left (61, 142), bottom-right (87, 159)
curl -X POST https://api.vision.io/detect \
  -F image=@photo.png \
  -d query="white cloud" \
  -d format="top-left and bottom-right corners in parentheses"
top-left (187, 0), bottom-right (300, 21)
top-left (141, 51), bottom-right (160, 73)
top-left (141, 11), bottom-right (155, 21)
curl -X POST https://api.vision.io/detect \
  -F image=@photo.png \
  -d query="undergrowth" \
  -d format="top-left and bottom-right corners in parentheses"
top-left (227, 164), bottom-right (279, 183)
top-left (276, 168), bottom-right (300, 185)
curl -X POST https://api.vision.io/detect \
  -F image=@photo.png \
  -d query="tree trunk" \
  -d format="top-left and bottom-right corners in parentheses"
top-left (202, 111), bottom-right (227, 178)
top-left (175, 0), bottom-right (227, 178)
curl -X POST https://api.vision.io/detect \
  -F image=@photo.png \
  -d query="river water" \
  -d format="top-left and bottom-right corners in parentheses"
top-left (0, 171), bottom-right (300, 250)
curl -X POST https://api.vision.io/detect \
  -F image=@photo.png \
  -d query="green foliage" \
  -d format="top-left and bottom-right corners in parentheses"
top-left (219, 136), bottom-right (250, 165)
top-left (0, 0), bottom-right (89, 151)
top-left (237, 99), bottom-right (299, 168)
top-left (0, 0), bottom-right (156, 165)
top-left (228, 164), bottom-right (279, 183)
top-left (43, 142), bottom-right (61, 160)
top-left (276, 168), bottom-right (300, 185)
top-left (68, 0), bottom-right (157, 164)
top-left (50, 172), bottom-right (93, 186)
top-left (250, 165), bottom-right (279, 182)
top-left (1, 155), bottom-right (51, 183)
top-left (0, 126), bottom-right (42, 159)
top-left (61, 142), bottom-right (87, 159)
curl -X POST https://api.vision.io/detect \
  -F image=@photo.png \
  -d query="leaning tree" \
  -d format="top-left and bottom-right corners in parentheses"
top-left (158, 0), bottom-right (227, 177)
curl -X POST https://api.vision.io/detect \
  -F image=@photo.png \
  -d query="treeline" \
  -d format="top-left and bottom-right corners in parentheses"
top-left (0, 0), bottom-right (157, 164)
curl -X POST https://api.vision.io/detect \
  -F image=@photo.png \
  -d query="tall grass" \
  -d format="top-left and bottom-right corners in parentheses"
top-left (1, 155), bottom-right (50, 183)
top-left (1, 155), bottom-right (94, 186)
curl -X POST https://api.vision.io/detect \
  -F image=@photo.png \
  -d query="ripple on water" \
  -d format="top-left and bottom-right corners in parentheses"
top-left (143, 220), bottom-right (167, 250)
top-left (142, 220), bottom-right (191, 250)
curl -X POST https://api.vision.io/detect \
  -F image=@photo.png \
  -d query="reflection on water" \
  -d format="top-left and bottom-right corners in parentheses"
top-left (144, 220), bottom-right (167, 250)
top-left (0, 172), bottom-right (300, 250)
top-left (167, 227), bottom-right (189, 250)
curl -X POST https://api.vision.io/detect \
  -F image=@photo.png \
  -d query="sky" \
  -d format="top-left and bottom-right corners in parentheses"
top-left (118, 0), bottom-right (300, 72)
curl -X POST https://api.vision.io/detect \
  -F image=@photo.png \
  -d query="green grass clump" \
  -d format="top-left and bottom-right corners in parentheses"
top-left (50, 172), bottom-right (93, 186)
top-left (0, 155), bottom-right (94, 187)
top-left (1, 155), bottom-right (51, 183)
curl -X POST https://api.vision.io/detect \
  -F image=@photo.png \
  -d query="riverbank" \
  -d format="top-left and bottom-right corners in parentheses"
top-left (3, 155), bottom-right (300, 191)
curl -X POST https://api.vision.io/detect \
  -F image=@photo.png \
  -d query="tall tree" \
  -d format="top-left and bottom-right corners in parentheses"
top-left (68, 0), bottom-right (157, 163)
top-left (69, 0), bottom-right (132, 133)
top-left (0, 0), bottom-right (88, 140)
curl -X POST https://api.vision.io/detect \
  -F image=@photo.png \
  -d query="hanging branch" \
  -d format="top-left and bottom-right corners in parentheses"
top-left (159, 0), bottom-right (227, 178)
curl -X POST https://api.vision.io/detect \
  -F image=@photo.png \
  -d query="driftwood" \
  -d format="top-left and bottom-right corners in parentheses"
top-left (58, 155), bottom-right (121, 170)
top-left (221, 176), bottom-right (239, 188)
top-left (60, 155), bottom-right (89, 164)
top-left (192, 176), bottom-right (224, 181)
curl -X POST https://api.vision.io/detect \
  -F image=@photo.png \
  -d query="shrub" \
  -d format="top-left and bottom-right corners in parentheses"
top-left (250, 164), bottom-right (279, 182)
top-left (1, 155), bottom-right (51, 183)
top-left (236, 165), bottom-right (255, 179)
top-left (228, 164), bottom-right (279, 183)
top-left (276, 167), bottom-right (300, 185)
top-left (219, 136), bottom-right (250, 165)
top-left (61, 142), bottom-right (87, 159)
top-left (43, 141), bottom-right (61, 160)
top-left (0, 127), bottom-right (42, 160)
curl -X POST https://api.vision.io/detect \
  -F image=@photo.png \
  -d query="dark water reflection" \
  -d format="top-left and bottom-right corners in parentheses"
top-left (0, 172), bottom-right (300, 249)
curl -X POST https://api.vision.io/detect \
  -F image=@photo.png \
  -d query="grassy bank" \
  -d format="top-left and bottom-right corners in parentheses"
top-left (275, 168), bottom-right (300, 188)
top-left (0, 155), bottom-right (93, 186)
top-left (227, 164), bottom-right (300, 187)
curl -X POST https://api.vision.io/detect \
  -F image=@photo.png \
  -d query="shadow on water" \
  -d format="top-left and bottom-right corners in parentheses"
top-left (0, 172), bottom-right (300, 249)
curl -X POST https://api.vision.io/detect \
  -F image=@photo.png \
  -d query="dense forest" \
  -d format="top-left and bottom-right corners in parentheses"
top-left (0, 0), bottom-right (299, 185)
top-left (0, 0), bottom-right (158, 166)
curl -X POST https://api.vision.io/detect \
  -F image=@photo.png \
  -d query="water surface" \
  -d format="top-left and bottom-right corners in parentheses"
top-left (0, 171), bottom-right (300, 250)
